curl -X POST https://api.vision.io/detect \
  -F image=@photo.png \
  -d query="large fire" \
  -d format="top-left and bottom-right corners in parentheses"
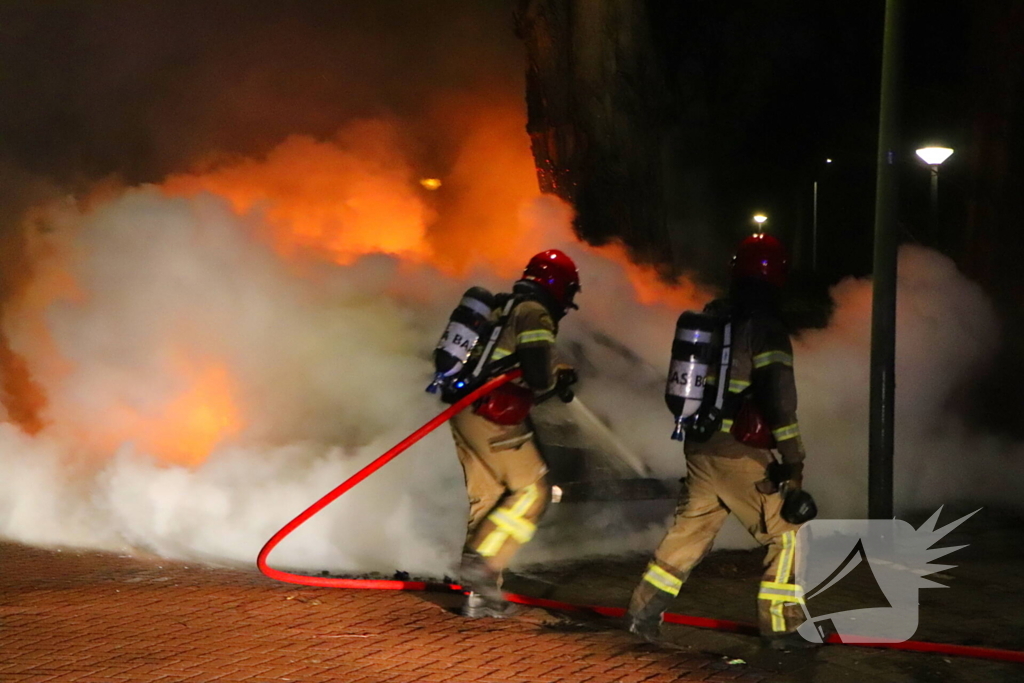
top-left (12, 97), bottom-right (704, 467)
top-left (162, 121), bottom-right (435, 266)
top-left (152, 361), bottom-right (243, 466)
top-left (161, 99), bottom-right (555, 279)
top-left (75, 357), bottom-right (244, 468)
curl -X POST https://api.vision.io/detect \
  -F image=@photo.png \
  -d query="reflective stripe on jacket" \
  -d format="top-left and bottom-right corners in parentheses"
top-left (491, 299), bottom-right (558, 394)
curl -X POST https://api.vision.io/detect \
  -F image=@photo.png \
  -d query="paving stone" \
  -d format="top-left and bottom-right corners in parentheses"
top-left (0, 542), bottom-right (773, 682)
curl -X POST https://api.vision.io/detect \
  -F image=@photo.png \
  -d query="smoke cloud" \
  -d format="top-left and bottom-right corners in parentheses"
top-left (1, 168), bottom-right (1019, 575)
top-left (0, 2), bottom-right (1019, 579)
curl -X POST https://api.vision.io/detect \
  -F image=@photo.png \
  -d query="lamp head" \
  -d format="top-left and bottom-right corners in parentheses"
top-left (915, 147), bottom-right (954, 166)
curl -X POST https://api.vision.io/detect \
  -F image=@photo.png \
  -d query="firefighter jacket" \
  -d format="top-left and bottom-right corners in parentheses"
top-left (686, 300), bottom-right (806, 472)
top-left (489, 298), bottom-right (559, 395)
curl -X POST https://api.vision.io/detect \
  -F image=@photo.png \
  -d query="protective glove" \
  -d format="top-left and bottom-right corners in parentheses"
top-left (759, 461), bottom-right (803, 495)
top-left (779, 476), bottom-right (803, 497)
top-left (778, 462), bottom-right (804, 497)
top-left (554, 366), bottom-right (578, 402)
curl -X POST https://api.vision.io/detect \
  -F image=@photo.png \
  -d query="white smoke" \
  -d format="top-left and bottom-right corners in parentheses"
top-left (0, 185), bottom-right (1018, 577)
top-left (0, 186), bottom-right (695, 575)
top-left (797, 246), bottom-right (1020, 517)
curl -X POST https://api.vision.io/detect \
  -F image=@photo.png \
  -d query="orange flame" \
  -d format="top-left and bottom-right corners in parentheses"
top-left (161, 98), bottom-right (707, 308)
top-left (163, 121), bottom-right (435, 265)
top-left (80, 357), bottom-right (244, 466)
top-left (138, 98), bottom-right (706, 465)
top-left (599, 242), bottom-right (709, 311)
top-left (153, 362), bottom-right (243, 465)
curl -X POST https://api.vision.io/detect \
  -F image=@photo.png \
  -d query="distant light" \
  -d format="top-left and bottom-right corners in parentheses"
top-left (753, 214), bottom-right (768, 226)
top-left (826, 158), bottom-right (833, 164)
top-left (915, 147), bottom-right (954, 166)
top-left (419, 178), bottom-right (442, 190)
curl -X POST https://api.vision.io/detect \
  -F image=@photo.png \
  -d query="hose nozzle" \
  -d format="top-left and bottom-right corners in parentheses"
top-left (671, 415), bottom-right (686, 442)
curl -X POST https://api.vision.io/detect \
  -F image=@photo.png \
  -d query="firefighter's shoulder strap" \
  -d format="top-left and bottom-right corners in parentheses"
top-left (712, 318), bottom-right (732, 414)
top-left (701, 299), bottom-right (733, 414)
top-left (469, 294), bottom-right (520, 380)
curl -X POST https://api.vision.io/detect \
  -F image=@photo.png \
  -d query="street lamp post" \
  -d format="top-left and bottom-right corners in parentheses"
top-left (869, 0), bottom-right (903, 522)
top-left (812, 158), bottom-right (833, 272)
top-left (915, 146), bottom-right (954, 243)
top-left (813, 181), bottom-right (818, 268)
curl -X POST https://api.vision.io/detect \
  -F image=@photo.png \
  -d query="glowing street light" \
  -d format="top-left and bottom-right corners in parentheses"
top-left (915, 147), bottom-right (954, 166)
top-left (915, 146), bottom-right (954, 241)
top-left (419, 178), bottom-right (442, 190)
top-left (752, 214), bottom-right (768, 232)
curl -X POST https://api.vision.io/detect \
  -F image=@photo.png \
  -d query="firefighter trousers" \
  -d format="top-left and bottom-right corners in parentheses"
top-left (628, 451), bottom-right (805, 636)
top-left (450, 408), bottom-right (551, 576)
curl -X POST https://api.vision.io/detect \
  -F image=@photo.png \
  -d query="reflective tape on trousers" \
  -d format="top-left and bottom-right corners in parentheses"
top-left (675, 327), bottom-right (714, 344)
top-left (436, 321), bottom-right (477, 362)
top-left (666, 360), bottom-right (709, 399)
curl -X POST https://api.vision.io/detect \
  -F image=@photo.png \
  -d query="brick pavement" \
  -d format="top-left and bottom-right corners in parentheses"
top-left (0, 543), bottom-right (770, 683)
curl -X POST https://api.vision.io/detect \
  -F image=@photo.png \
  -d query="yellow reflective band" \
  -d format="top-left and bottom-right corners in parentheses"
top-left (720, 418), bottom-right (734, 433)
top-left (776, 531), bottom-right (796, 584)
top-left (489, 510), bottom-right (536, 544)
top-left (770, 603), bottom-right (786, 632)
top-left (753, 351), bottom-right (794, 369)
top-left (517, 329), bottom-right (555, 345)
top-left (509, 484), bottom-right (539, 517)
top-left (758, 593), bottom-right (806, 605)
top-left (482, 484), bottom-right (540, 547)
top-left (772, 424), bottom-right (801, 441)
top-left (705, 376), bottom-right (718, 386)
top-left (476, 530), bottom-right (509, 557)
top-left (761, 581), bottom-right (803, 593)
top-left (490, 348), bottom-right (513, 360)
top-left (728, 379), bottom-right (751, 393)
top-left (642, 563), bottom-right (683, 597)
top-left (758, 586), bottom-right (806, 605)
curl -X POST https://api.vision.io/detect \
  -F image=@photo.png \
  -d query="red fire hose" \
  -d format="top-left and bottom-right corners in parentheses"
top-left (257, 371), bottom-right (1024, 665)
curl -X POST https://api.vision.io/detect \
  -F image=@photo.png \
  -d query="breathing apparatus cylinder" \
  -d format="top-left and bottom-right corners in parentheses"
top-left (665, 312), bottom-right (719, 441)
top-left (426, 287), bottom-right (495, 394)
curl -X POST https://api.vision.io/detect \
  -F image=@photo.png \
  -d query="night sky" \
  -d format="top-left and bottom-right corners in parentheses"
top-left (0, 1), bottom-right (1013, 291)
top-left (645, 0), bottom-right (981, 280)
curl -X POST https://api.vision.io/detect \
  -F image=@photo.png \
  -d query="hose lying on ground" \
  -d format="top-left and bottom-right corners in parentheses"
top-left (257, 371), bottom-right (1024, 665)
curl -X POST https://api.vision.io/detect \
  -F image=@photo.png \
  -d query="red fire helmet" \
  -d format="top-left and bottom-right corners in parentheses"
top-left (732, 233), bottom-right (789, 289)
top-left (522, 249), bottom-right (581, 310)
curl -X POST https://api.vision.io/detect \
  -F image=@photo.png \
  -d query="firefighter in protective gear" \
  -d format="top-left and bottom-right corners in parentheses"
top-left (455, 249), bottom-right (580, 619)
top-left (627, 234), bottom-right (814, 650)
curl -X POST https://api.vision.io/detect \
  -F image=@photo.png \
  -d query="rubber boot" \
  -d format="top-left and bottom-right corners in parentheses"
top-left (460, 552), bottom-right (515, 619)
top-left (762, 631), bottom-right (821, 651)
top-left (626, 588), bottom-right (674, 643)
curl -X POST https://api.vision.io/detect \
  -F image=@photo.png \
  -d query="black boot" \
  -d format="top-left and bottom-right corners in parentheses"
top-left (628, 612), bottom-right (663, 642)
top-left (460, 552), bottom-right (515, 619)
top-left (462, 591), bottom-right (520, 619)
top-left (626, 590), bottom-right (673, 643)
top-left (762, 631), bottom-right (821, 651)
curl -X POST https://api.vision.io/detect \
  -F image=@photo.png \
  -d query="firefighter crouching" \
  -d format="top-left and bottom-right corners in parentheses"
top-left (628, 234), bottom-right (818, 650)
top-left (451, 249), bottom-right (580, 619)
